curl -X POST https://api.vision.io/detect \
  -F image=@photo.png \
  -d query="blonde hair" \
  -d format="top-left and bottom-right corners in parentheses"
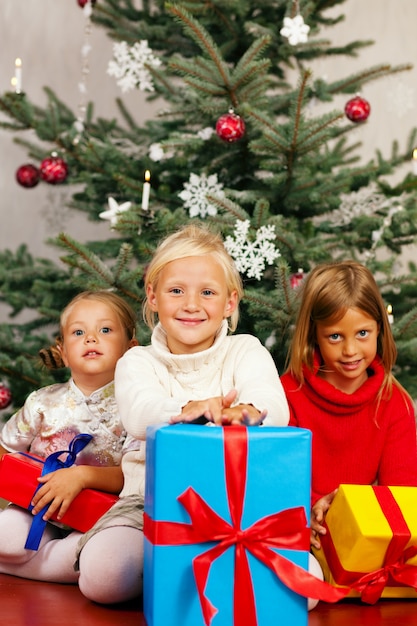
top-left (286, 261), bottom-right (397, 395)
top-left (143, 224), bottom-right (243, 331)
top-left (40, 290), bottom-right (137, 369)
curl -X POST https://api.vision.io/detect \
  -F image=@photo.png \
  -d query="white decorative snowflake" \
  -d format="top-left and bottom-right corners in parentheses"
top-left (313, 184), bottom-right (408, 228)
top-left (370, 205), bottom-right (404, 249)
top-left (107, 41), bottom-right (161, 93)
top-left (280, 15), bottom-right (310, 46)
top-left (198, 127), bottom-right (215, 140)
top-left (178, 173), bottom-right (225, 218)
top-left (149, 143), bottom-right (165, 161)
top-left (224, 220), bottom-right (281, 281)
top-left (99, 197), bottom-right (132, 228)
top-left (149, 142), bottom-right (175, 162)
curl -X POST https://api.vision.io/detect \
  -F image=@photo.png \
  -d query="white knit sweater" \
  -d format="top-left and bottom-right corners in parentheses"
top-left (115, 321), bottom-right (289, 497)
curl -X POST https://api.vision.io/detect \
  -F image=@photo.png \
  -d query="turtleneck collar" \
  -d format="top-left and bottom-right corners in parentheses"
top-left (301, 353), bottom-right (385, 415)
top-left (150, 319), bottom-right (229, 371)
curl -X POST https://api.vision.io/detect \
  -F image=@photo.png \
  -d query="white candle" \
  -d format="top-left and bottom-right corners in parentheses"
top-left (387, 304), bottom-right (394, 325)
top-left (142, 170), bottom-right (151, 211)
top-left (14, 58), bottom-right (22, 93)
top-left (413, 149), bottom-right (417, 175)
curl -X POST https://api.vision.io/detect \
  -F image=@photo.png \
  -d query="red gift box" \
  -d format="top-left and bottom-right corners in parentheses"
top-left (0, 452), bottom-right (118, 533)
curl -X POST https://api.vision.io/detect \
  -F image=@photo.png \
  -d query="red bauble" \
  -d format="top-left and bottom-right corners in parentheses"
top-left (15, 164), bottom-right (40, 188)
top-left (0, 384), bottom-right (12, 410)
top-left (344, 95), bottom-right (371, 122)
top-left (290, 268), bottom-right (305, 289)
top-left (77, 0), bottom-right (96, 7)
top-left (215, 110), bottom-right (246, 142)
top-left (39, 155), bottom-right (69, 184)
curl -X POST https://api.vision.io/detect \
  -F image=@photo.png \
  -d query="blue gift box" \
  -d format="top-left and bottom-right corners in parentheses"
top-left (144, 425), bottom-right (312, 626)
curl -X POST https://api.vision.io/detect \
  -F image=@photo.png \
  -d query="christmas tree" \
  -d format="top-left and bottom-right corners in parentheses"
top-left (1, 0), bottom-right (417, 415)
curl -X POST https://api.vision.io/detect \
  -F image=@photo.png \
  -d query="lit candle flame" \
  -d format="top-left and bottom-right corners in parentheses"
top-left (412, 149), bottom-right (417, 176)
top-left (14, 58), bottom-right (22, 93)
top-left (142, 170), bottom-right (151, 211)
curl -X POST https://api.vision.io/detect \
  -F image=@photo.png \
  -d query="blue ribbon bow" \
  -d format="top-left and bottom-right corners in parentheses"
top-left (25, 433), bottom-right (93, 550)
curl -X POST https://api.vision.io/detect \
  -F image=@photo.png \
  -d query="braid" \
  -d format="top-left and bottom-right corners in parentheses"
top-left (38, 339), bottom-right (66, 370)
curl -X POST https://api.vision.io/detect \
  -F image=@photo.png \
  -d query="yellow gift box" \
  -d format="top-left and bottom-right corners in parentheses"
top-left (312, 484), bottom-right (417, 601)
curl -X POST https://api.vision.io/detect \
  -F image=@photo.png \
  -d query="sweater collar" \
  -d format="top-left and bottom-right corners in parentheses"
top-left (302, 353), bottom-right (385, 413)
top-left (150, 320), bottom-right (229, 371)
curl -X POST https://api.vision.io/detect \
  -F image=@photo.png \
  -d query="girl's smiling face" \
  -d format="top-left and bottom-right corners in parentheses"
top-left (147, 255), bottom-right (237, 354)
top-left (315, 307), bottom-right (379, 394)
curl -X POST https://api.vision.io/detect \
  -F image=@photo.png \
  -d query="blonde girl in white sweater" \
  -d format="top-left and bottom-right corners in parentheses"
top-left (76, 224), bottom-right (289, 604)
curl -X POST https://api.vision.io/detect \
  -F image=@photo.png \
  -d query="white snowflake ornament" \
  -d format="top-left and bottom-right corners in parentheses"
top-left (178, 173), bottom-right (225, 218)
top-left (149, 143), bottom-right (165, 162)
top-left (224, 220), bottom-right (280, 281)
top-left (107, 41), bottom-right (161, 93)
top-left (313, 184), bottom-right (408, 228)
top-left (280, 15), bottom-right (310, 46)
top-left (198, 127), bottom-right (215, 140)
top-left (99, 197), bottom-right (132, 228)
top-left (149, 142), bottom-right (175, 162)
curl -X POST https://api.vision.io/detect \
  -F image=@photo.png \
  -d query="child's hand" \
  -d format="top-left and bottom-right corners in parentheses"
top-left (218, 390), bottom-right (267, 425)
top-left (310, 488), bottom-right (338, 549)
top-left (170, 389), bottom-right (267, 426)
top-left (220, 404), bottom-right (267, 426)
top-left (170, 389), bottom-right (237, 425)
top-left (30, 466), bottom-right (87, 521)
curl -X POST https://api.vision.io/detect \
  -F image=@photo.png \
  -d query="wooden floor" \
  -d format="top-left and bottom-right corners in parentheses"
top-left (0, 574), bottom-right (144, 625)
top-left (1, 574), bottom-right (417, 625)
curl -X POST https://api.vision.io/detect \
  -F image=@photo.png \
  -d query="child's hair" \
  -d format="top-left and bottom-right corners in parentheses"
top-left (143, 224), bottom-right (243, 332)
top-left (286, 260), bottom-right (397, 394)
top-left (39, 290), bottom-right (137, 370)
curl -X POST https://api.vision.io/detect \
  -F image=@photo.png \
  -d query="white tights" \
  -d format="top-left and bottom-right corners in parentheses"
top-left (78, 525), bottom-right (143, 604)
top-left (0, 505), bottom-right (81, 582)
top-left (0, 505), bottom-right (144, 604)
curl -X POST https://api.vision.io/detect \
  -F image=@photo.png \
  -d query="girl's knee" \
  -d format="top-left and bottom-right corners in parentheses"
top-left (77, 527), bottom-right (143, 604)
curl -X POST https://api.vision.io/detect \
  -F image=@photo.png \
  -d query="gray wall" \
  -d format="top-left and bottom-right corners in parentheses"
top-left (0, 1), bottom-right (156, 263)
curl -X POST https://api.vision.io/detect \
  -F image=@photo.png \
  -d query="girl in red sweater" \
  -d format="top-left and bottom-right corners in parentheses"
top-left (281, 260), bottom-right (417, 552)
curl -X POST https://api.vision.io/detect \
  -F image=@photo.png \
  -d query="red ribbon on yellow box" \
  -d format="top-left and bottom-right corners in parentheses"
top-left (144, 427), bottom-right (347, 626)
top-left (319, 486), bottom-right (417, 603)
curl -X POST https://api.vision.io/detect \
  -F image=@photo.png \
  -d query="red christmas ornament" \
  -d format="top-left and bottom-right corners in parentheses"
top-left (344, 95), bottom-right (371, 122)
top-left (215, 110), bottom-right (246, 143)
top-left (39, 155), bottom-right (69, 185)
top-left (15, 163), bottom-right (40, 188)
top-left (77, 0), bottom-right (96, 7)
top-left (0, 383), bottom-right (12, 410)
top-left (290, 268), bottom-right (305, 289)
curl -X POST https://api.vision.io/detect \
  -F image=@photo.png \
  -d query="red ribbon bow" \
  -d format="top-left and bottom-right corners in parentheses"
top-left (353, 545), bottom-right (417, 604)
top-left (144, 427), bottom-right (347, 625)
top-left (320, 486), bottom-right (417, 603)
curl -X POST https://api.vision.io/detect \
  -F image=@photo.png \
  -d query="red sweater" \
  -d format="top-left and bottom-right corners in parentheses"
top-left (281, 356), bottom-right (417, 505)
